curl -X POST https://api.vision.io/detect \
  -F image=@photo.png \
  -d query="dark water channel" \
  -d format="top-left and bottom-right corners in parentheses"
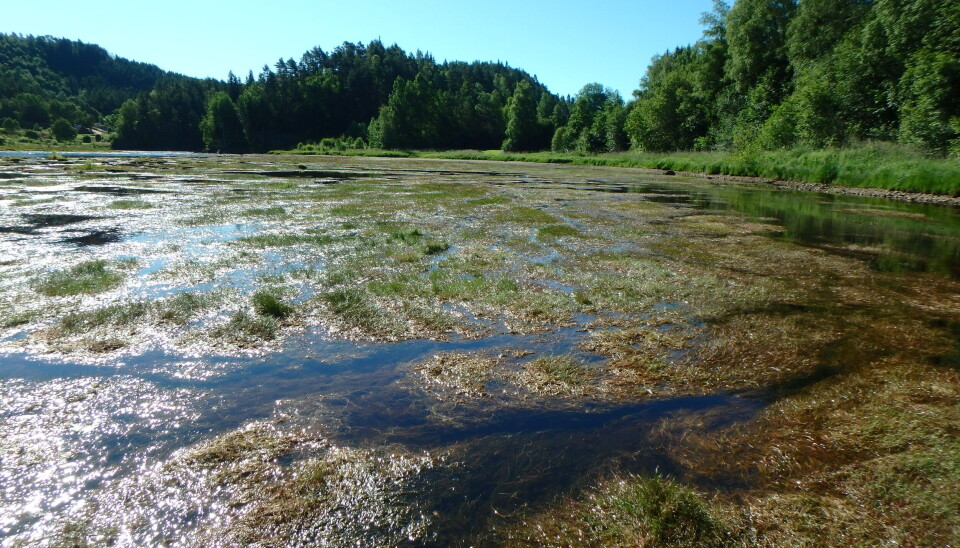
top-left (1, 157), bottom-right (959, 544)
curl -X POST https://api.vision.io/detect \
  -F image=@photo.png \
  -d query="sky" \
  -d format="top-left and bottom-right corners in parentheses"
top-left (4, 0), bottom-right (716, 98)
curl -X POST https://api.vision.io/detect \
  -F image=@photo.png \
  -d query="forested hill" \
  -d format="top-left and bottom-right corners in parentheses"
top-left (0, 34), bottom-right (185, 129)
top-left (186, 41), bottom-right (560, 153)
top-left (623, 0), bottom-right (960, 155)
top-left (1, 33), bottom-right (561, 152)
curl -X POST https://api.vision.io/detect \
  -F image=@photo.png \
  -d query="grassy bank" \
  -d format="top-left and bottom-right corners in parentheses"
top-left (276, 142), bottom-right (960, 196)
top-left (0, 133), bottom-right (113, 152)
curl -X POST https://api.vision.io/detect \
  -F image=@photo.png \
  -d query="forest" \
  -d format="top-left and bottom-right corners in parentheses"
top-left (1, 0), bottom-right (959, 156)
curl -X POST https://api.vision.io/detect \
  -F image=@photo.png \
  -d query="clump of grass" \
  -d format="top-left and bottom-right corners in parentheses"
top-left (58, 301), bottom-right (151, 333)
top-left (414, 352), bottom-right (499, 398)
top-left (505, 473), bottom-right (727, 547)
top-left (389, 227), bottom-right (423, 244)
top-left (1, 311), bottom-right (36, 329)
top-left (367, 271), bottom-right (431, 299)
top-left (401, 302), bottom-right (461, 335)
top-left (495, 206), bottom-right (558, 224)
top-left (319, 288), bottom-right (401, 338)
top-left (184, 422), bottom-right (294, 469)
top-left (252, 288), bottom-right (294, 319)
top-left (537, 224), bottom-right (581, 240)
top-left (211, 310), bottom-right (278, 345)
top-left (517, 354), bottom-right (593, 396)
top-left (156, 292), bottom-right (213, 325)
top-left (34, 260), bottom-right (124, 296)
top-left (107, 199), bottom-right (153, 209)
top-left (218, 444), bottom-right (434, 547)
top-left (582, 327), bottom-right (688, 366)
top-left (423, 240), bottom-right (450, 255)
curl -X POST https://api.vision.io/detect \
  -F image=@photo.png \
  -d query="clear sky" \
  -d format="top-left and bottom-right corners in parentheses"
top-left (4, 0), bottom-right (716, 98)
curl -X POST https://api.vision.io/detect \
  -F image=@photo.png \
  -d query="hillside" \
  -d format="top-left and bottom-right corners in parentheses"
top-left (0, 34), bottom-right (180, 128)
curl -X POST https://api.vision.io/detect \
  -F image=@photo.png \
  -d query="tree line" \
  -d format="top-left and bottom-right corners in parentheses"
top-left (193, 41), bottom-right (560, 153)
top-left (622, 0), bottom-right (960, 154)
top-left (0, 34), bottom-right (172, 130)
top-left (3, 0), bottom-right (958, 155)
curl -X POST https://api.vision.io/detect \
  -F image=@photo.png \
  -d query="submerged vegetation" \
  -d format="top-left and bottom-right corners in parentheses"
top-left (1, 150), bottom-right (959, 543)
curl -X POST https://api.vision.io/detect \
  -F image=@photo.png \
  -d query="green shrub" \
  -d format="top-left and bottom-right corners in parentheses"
top-left (2, 117), bottom-right (19, 134)
top-left (51, 118), bottom-right (76, 142)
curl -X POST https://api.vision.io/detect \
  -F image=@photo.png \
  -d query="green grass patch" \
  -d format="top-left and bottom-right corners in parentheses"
top-left (466, 195), bottom-right (510, 206)
top-left (263, 181), bottom-right (297, 190)
top-left (312, 144), bottom-right (960, 196)
top-left (252, 288), bottom-right (294, 319)
top-left (495, 206), bottom-right (558, 224)
top-left (320, 288), bottom-right (399, 337)
top-left (0, 311), bottom-right (38, 329)
top-left (211, 310), bottom-right (278, 344)
top-left (537, 224), bottom-right (581, 240)
top-left (388, 227), bottom-right (423, 244)
top-left (58, 301), bottom-right (151, 333)
top-left (34, 260), bottom-right (124, 296)
top-left (507, 473), bottom-right (726, 547)
top-left (329, 204), bottom-right (366, 217)
top-left (237, 233), bottom-right (334, 248)
top-left (107, 199), bottom-right (153, 209)
top-left (156, 292), bottom-right (214, 325)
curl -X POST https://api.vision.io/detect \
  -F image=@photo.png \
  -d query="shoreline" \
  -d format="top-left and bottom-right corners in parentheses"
top-left (7, 147), bottom-right (958, 207)
top-left (679, 170), bottom-right (960, 208)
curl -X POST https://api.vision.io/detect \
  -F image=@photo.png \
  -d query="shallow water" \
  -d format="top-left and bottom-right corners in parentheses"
top-left (1, 154), bottom-right (958, 545)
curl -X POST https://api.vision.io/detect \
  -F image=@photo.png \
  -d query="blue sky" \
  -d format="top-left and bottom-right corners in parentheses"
top-left (5, 0), bottom-right (716, 98)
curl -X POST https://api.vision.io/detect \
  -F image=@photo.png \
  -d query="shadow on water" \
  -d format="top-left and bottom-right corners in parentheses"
top-left (0, 214), bottom-right (107, 237)
top-left (61, 229), bottom-right (123, 246)
top-left (226, 169), bottom-right (382, 179)
top-left (21, 213), bottom-right (100, 227)
top-left (406, 394), bottom-right (760, 545)
top-left (70, 185), bottom-right (170, 195)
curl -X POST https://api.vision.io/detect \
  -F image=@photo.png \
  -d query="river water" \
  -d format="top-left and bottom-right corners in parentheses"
top-left (0, 154), bottom-right (957, 545)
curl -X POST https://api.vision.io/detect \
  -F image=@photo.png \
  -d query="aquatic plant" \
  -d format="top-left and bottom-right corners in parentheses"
top-left (33, 260), bottom-right (124, 296)
top-left (252, 288), bottom-right (293, 319)
top-left (505, 474), bottom-right (727, 547)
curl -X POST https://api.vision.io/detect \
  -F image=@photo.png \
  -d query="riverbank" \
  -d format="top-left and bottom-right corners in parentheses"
top-left (276, 142), bottom-right (960, 205)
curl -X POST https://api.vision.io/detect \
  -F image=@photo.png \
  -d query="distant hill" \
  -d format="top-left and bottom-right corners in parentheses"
top-left (0, 33), bottom-right (192, 129)
top-left (0, 33), bottom-right (561, 152)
